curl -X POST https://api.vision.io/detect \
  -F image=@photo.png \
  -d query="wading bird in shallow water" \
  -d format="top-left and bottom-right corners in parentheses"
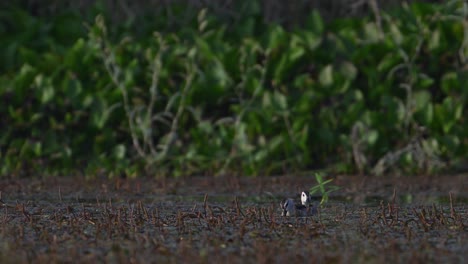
top-left (281, 191), bottom-right (317, 217)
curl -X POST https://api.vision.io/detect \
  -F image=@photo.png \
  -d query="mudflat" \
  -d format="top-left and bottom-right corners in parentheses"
top-left (0, 174), bottom-right (466, 263)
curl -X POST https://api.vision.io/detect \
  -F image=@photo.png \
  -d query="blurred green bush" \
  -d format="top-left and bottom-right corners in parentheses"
top-left (0, 1), bottom-right (466, 177)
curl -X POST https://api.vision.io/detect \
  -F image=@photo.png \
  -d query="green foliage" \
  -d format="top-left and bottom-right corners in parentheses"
top-left (0, 1), bottom-right (466, 177)
top-left (309, 173), bottom-right (341, 205)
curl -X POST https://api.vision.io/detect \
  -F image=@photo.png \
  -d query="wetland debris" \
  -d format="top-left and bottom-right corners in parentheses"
top-left (0, 176), bottom-right (465, 263)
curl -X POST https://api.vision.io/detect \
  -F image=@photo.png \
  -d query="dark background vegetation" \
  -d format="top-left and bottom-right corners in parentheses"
top-left (0, 0), bottom-right (466, 177)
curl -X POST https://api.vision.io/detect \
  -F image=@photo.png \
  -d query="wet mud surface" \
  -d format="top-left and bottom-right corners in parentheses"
top-left (0, 174), bottom-right (466, 263)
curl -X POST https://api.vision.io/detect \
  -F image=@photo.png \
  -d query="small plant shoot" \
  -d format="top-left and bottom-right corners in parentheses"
top-left (310, 173), bottom-right (341, 205)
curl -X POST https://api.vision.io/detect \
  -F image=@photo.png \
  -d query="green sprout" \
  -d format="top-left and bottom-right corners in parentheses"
top-left (309, 173), bottom-right (340, 205)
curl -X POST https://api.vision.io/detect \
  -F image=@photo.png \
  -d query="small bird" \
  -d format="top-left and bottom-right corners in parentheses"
top-left (281, 191), bottom-right (316, 217)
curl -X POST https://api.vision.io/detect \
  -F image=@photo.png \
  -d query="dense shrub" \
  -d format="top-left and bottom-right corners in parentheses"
top-left (0, 1), bottom-right (466, 177)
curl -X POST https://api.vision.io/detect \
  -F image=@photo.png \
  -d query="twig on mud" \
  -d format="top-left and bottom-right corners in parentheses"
top-left (81, 203), bottom-right (87, 219)
top-left (234, 196), bottom-right (244, 217)
top-left (21, 204), bottom-right (31, 222)
top-left (379, 201), bottom-right (388, 226)
top-left (203, 193), bottom-right (208, 218)
top-left (211, 205), bottom-right (226, 214)
top-left (140, 201), bottom-right (149, 220)
top-left (176, 210), bottom-right (185, 233)
top-left (238, 217), bottom-right (248, 240)
top-left (449, 192), bottom-right (456, 219)
top-left (388, 189), bottom-right (399, 226)
top-left (413, 208), bottom-right (430, 232)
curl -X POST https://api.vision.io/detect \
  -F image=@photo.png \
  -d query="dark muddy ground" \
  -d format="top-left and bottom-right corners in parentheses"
top-left (0, 174), bottom-right (466, 263)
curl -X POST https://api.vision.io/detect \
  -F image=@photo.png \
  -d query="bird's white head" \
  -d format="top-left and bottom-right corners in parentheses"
top-left (301, 191), bottom-right (310, 206)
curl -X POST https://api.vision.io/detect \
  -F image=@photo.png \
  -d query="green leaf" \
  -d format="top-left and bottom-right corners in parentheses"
top-left (114, 144), bottom-right (126, 160)
top-left (418, 73), bottom-right (434, 88)
top-left (363, 22), bottom-right (381, 43)
top-left (412, 90), bottom-right (431, 111)
top-left (302, 31), bottom-right (322, 51)
top-left (367, 130), bottom-right (379, 146)
top-left (33, 142), bottom-right (42, 156)
top-left (339, 61), bottom-right (357, 80)
top-left (34, 75), bottom-right (55, 104)
top-left (64, 38), bottom-right (86, 68)
top-left (288, 44), bottom-right (305, 62)
top-left (265, 25), bottom-right (286, 51)
top-left (216, 61), bottom-right (231, 87)
top-left (428, 29), bottom-right (440, 51)
top-left (272, 54), bottom-right (288, 83)
top-left (273, 91), bottom-right (287, 111)
top-left (381, 96), bottom-right (406, 123)
top-left (14, 64), bottom-right (36, 92)
top-left (441, 72), bottom-right (459, 94)
top-left (378, 54), bottom-right (401, 73)
top-left (319, 65), bottom-right (333, 86)
top-left (424, 103), bottom-right (434, 124)
top-left (195, 37), bottom-right (213, 59)
top-left (197, 9), bottom-right (208, 32)
top-left (454, 101), bottom-right (463, 121)
top-left (262, 91), bottom-right (272, 108)
top-left (389, 22), bottom-right (403, 45)
top-left (306, 10), bottom-right (324, 35)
